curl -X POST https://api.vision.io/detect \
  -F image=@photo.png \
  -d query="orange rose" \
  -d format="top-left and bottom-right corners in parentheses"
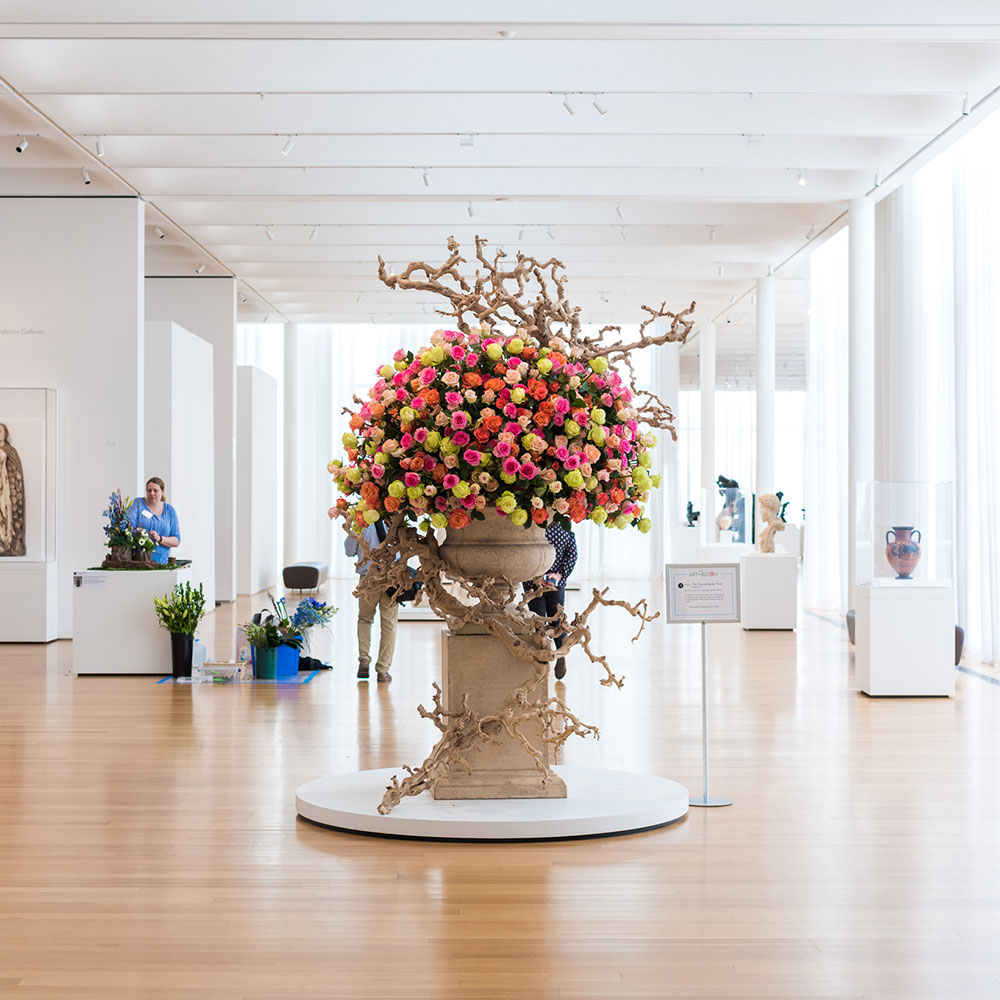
top-left (494, 363), bottom-right (507, 375)
top-left (533, 411), bottom-right (551, 428)
top-left (433, 464), bottom-right (447, 482)
top-left (360, 482), bottom-right (380, 507)
top-left (420, 388), bottom-right (440, 407)
top-left (349, 413), bottom-right (364, 430)
top-left (473, 426), bottom-right (492, 444)
top-left (410, 454), bottom-right (425, 471)
top-left (483, 414), bottom-right (503, 433)
top-left (531, 508), bottom-right (549, 525)
top-left (462, 371), bottom-right (482, 388)
top-left (448, 509), bottom-right (471, 530)
top-left (370, 402), bottom-right (385, 419)
top-left (384, 496), bottom-right (401, 513)
top-left (611, 488), bottom-right (625, 504)
top-left (485, 378), bottom-right (505, 392)
top-left (569, 503), bottom-right (587, 523)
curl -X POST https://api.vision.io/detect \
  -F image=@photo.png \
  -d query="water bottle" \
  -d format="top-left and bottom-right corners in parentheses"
top-left (192, 639), bottom-right (208, 672)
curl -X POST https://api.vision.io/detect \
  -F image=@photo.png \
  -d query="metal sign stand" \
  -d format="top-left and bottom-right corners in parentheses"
top-left (689, 620), bottom-right (733, 808)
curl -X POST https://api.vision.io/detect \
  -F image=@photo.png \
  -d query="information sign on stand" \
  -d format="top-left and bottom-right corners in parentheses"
top-left (665, 563), bottom-right (740, 808)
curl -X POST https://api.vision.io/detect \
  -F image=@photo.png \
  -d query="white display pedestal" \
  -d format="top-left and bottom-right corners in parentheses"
top-left (855, 584), bottom-right (954, 697)
top-left (671, 525), bottom-right (702, 564)
top-left (73, 564), bottom-right (193, 675)
top-left (0, 561), bottom-right (58, 642)
top-left (739, 552), bottom-right (797, 630)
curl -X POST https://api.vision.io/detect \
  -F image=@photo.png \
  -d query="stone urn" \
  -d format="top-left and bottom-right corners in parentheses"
top-left (885, 526), bottom-right (922, 579)
top-left (434, 509), bottom-right (565, 800)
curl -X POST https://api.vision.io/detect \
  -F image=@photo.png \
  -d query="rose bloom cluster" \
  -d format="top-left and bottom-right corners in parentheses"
top-left (329, 328), bottom-right (660, 534)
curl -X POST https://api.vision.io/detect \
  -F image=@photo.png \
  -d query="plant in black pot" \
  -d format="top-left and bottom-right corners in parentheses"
top-left (153, 581), bottom-right (207, 677)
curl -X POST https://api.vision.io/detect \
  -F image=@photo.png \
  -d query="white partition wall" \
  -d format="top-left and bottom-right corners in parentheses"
top-left (0, 197), bottom-right (144, 638)
top-left (236, 365), bottom-right (278, 596)
top-left (144, 321), bottom-right (216, 609)
top-left (145, 277), bottom-right (238, 601)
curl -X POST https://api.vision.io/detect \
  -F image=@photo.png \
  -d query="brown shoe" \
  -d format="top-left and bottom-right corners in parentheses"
top-left (357, 658), bottom-right (370, 680)
top-left (377, 670), bottom-right (391, 683)
top-left (554, 656), bottom-right (566, 680)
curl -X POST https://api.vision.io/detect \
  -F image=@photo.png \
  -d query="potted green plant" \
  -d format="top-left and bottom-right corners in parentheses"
top-left (241, 620), bottom-right (303, 680)
top-left (153, 581), bottom-right (206, 677)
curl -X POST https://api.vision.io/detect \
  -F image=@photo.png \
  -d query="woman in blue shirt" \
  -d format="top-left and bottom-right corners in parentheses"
top-left (127, 477), bottom-right (181, 565)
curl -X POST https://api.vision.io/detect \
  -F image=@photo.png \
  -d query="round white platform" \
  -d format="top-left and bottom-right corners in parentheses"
top-left (296, 765), bottom-right (689, 841)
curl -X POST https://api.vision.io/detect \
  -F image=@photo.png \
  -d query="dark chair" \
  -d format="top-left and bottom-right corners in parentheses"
top-left (282, 562), bottom-right (328, 592)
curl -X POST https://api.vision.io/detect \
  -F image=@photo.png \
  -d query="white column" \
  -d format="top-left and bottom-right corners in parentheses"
top-left (755, 275), bottom-right (776, 497)
top-left (658, 337), bottom-right (682, 559)
top-left (283, 323), bottom-right (300, 566)
top-left (699, 322), bottom-right (717, 505)
top-left (848, 197), bottom-right (875, 606)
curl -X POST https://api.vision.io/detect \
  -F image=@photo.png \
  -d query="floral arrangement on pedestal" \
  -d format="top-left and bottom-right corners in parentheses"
top-left (290, 597), bottom-right (338, 650)
top-left (327, 236), bottom-right (695, 813)
top-left (330, 328), bottom-right (660, 536)
top-left (101, 488), bottom-right (156, 568)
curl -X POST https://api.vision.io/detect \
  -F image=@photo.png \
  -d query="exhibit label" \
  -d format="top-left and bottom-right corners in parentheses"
top-left (665, 563), bottom-right (741, 623)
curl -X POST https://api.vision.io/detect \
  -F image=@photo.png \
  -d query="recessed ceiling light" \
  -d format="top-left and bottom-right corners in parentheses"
top-left (280, 136), bottom-right (295, 156)
top-left (95, 136), bottom-right (105, 158)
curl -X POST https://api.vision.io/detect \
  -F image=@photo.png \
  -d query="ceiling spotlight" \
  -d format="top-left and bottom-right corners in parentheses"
top-left (797, 169), bottom-right (806, 187)
top-left (873, 168), bottom-right (882, 187)
top-left (309, 226), bottom-right (319, 241)
top-left (600, 292), bottom-right (610, 303)
top-left (709, 227), bottom-right (717, 241)
top-left (717, 263), bottom-right (725, 277)
top-left (962, 92), bottom-right (970, 116)
top-left (95, 136), bottom-right (105, 158)
top-left (422, 167), bottom-right (431, 187)
top-left (240, 295), bottom-right (247, 304)
top-left (562, 93), bottom-right (576, 116)
top-left (592, 93), bottom-right (608, 115)
top-left (498, 29), bottom-right (516, 38)
top-left (746, 133), bottom-right (763, 146)
top-left (767, 264), bottom-right (773, 276)
top-left (154, 225), bottom-right (165, 240)
top-left (619, 226), bottom-right (627, 242)
top-left (467, 202), bottom-right (476, 218)
top-left (280, 135), bottom-right (295, 156)
top-left (265, 227), bottom-right (274, 240)
top-left (547, 225), bottom-right (556, 240)
top-left (81, 167), bottom-right (91, 185)
top-left (459, 133), bottom-right (474, 147)
top-left (15, 136), bottom-right (28, 153)
top-left (615, 201), bottom-right (623, 219)
top-left (806, 224), bottom-right (816, 240)
top-left (195, 263), bottom-right (206, 274)
top-left (263, 314), bottom-right (270, 323)
top-left (518, 226), bottom-right (525, 240)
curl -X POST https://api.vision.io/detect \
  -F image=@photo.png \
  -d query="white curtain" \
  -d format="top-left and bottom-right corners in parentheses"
top-left (803, 228), bottom-right (849, 611)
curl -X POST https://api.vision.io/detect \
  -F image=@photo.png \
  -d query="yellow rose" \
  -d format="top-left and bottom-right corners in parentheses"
top-left (363, 509), bottom-right (380, 524)
top-left (510, 508), bottom-right (528, 526)
top-left (387, 481), bottom-right (405, 498)
top-left (497, 493), bottom-right (517, 514)
top-left (591, 507), bottom-right (608, 524)
top-left (430, 512), bottom-right (448, 530)
top-left (379, 364), bottom-right (394, 379)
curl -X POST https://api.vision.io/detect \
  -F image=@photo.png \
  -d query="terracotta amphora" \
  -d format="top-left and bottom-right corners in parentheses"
top-left (885, 526), bottom-right (922, 579)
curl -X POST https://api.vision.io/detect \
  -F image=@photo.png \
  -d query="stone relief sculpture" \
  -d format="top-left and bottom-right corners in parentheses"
top-left (757, 492), bottom-right (786, 553)
top-left (0, 422), bottom-right (27, 557)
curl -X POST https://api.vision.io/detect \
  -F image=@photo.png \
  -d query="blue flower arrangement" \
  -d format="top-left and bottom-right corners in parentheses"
top-left (102, 488), bottom-right (155, 554)
top-left (291, 597), bottom-right (338, 631)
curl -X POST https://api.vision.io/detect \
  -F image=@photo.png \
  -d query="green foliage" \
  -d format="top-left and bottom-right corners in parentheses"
top-left (153, 581), bottom-right (206, 635)
top-left (242, 621), bottom-right (304, 649)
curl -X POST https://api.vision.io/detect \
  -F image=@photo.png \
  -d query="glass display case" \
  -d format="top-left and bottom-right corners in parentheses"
top-left (701, 486), bottom-right (751, 547)
top-left (856, 481), bottom-right (953, 588)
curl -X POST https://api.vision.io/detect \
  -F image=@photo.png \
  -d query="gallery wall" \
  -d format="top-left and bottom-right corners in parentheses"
top-left (145, 277), bottom-right (238, 601)
top-left (0, 197), bottom-right (145, 637)
top-left (144, 321), bottom-right (216, 609)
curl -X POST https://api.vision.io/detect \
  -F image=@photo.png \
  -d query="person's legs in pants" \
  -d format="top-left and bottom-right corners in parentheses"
top-left (374, 591), bottom-right (398, 679)
top-left (357, 592), bottom-right (377, 677)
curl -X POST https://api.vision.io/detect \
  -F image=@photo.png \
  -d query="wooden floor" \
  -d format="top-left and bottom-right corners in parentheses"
top-left (1, 579), bottom-right (999, 999)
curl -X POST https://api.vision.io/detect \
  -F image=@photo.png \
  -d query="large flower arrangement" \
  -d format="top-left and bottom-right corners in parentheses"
top-left (330, 328), bottom-right (661, 535)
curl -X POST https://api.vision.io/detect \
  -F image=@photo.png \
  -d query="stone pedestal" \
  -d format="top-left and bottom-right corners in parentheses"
top-left (432, 623), bottom-right (567, 800)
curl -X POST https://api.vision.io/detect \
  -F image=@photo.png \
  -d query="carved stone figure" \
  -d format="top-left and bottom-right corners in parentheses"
top-left (757, 492), bottom-right (786, 553)
top-left (0, 423), bottom-right (27, 557)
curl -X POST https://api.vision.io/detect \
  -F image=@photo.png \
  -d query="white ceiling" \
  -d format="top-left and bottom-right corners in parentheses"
top-left (2, 2), bottom-right (999, 387)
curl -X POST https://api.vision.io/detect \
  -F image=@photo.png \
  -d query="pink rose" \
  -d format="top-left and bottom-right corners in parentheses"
top-left (404, 472), bottom-right (420, 488)
top-left (519, 462), bottom-right (538, 479)
top-left (400, 433), bottom-right (414, 449)
top-left (503, 403), bottom-right (518, 418)
top-left (435, 496), bottom-right (449, 511)
top-left (393, 348), bottom-right (406, 362)
top-left (445, 391), bottom-right (463, 408)
top-left (451, 346), bottom-right (466, 361)
top-left (442, 370), bottom-right (460, 386)
top-left (443, 454), bottom-right (459, 469)
top-left (414, 427), bottom-right (428, 443)
top-left (460, 495), bottom-right (476, 509)
top-left (553, 396), bottom-right (570, 415)
top-left (493, 441), bottom-right (511, 458)
top-left (563, 453), bottom-right (581, 471)
top-left (452, 430), bottom-right (470, 446)
top-left (502, 457), bottom-right (520, 476)
top-left (463, 449), bottom-right (482, 465)
top-left (466, 353), bottom-right (479, 367)
top-left (504, 421), bottom-right (521, 435)
top-left (443, 474), bottom-right (460, 490)
top-left (422, 456), bottom-right (437, 471)
top-left (554, 498), bottom-right (570, 515)
top-left (395, 388), bottom-right (409, 402)
top-left (554, 446), bottom-right (570, 462)
top-left (451, 411), bottom-right (469, 429)
top-left (420, 367), bottom-right (436, 385)
top-left (392, 372), bottom-right (405, 387)
top-left (372, 464), bottom-right (385, 479)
